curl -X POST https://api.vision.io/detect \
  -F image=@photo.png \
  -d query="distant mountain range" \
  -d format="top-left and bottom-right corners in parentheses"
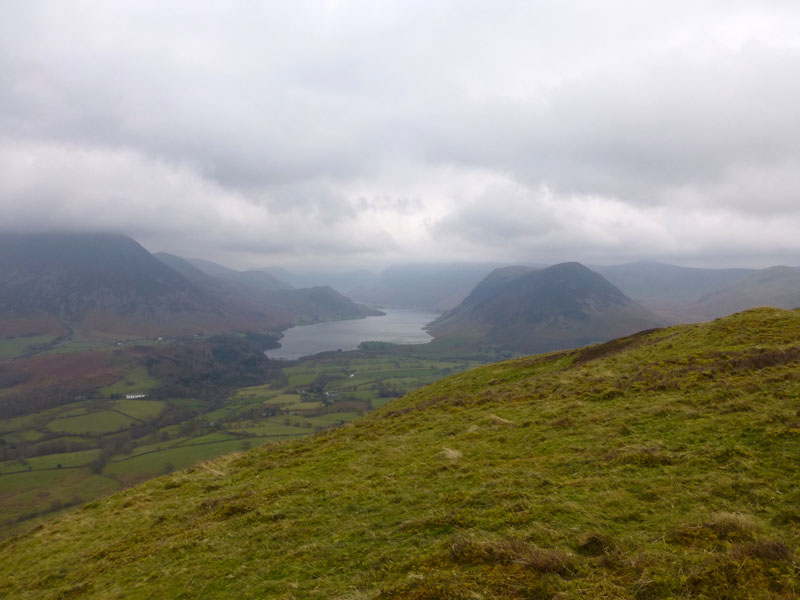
top-left (156, 253), bottom-right (381, 326)
top-left (261, 262), bottom-right (498, 311)
top-left (428, 262), bottom-right (666, 353)
top-left (694, 265), bottom-right (800, 318)
top-left (0, 232), bottom-right (378, 339)
top-left (593, 260), bottom-right (800, 322)
top-left (3, 231), bottom-right (800, 346)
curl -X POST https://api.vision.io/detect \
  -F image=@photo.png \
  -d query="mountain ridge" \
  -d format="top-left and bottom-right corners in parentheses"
top-left (0, 232), bottom-right (380, 340)
top-left (429, 262), bottom-right (666, 353)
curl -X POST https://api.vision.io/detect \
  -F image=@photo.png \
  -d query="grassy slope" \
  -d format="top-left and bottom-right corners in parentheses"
top-left (1, 308), bottom-right (800, 599)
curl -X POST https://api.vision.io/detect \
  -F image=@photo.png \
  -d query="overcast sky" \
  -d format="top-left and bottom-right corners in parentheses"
top-left (2, 1), bottom-right (800, 270)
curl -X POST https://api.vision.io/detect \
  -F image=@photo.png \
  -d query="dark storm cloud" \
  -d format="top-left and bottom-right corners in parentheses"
top-left (1, 0), bottom-right (800, 267)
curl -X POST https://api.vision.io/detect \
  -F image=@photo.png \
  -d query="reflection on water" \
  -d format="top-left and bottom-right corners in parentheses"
top-left (265, 308), bottom-right (439, 360)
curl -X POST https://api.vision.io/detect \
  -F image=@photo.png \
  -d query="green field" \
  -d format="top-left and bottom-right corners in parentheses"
top-left (104, 439), bottom-right (263, 478)
top-left (0, 468), bottom-right (119, 529)
top-left (99, 366), bottom-right (159, 397)
top-left (263, 393), bottom-right (301, 405)
top-left (112, 399), bottom-right (165, 420)
top-left (2, 309), bottom-right (799, 598)
top-left (0, 336), bottom-right (488, 537)
top-left (304, 412), bottom-right (361, 427)
top-left (233, 384), bottom-right (281, 400)
top-left (0, 335), bottom-right (58, 358)
top-left (235, 421), bottom-right (311, 436)
top-left (284, 401), bottom-right (324, 411)
top-left (44, 340), bottom-right (111, 354)
top-left (0, 449), bottom-right (101, 473)
top-left (47, 411), bottom-right (135, 435)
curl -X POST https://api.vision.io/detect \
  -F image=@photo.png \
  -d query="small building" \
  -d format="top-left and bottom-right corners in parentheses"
top-left (125, 393), bottom-right (148, 400)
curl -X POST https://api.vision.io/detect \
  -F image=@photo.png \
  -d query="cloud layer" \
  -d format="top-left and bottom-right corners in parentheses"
top-left (2, 0), bottom-right (799, 268)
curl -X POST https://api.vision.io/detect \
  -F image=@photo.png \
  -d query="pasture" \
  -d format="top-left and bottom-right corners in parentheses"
top-left (0, 338), bottom-right (488, 536)
top-left (0, 335), bottom-right (58, 358)
top-left (100, 366), bottom-right (159, 397)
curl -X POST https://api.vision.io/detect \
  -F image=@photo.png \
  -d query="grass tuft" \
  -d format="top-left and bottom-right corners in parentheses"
top-left (450, 535), bottom-right (573, 574)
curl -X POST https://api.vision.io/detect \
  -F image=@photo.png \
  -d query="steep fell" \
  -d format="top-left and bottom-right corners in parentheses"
top-left (157, 253), bottom-right (383, 324)
top-left (0, 232), bottom-right (282, 337)
top-left (429, 262), bottom-right (666, 353)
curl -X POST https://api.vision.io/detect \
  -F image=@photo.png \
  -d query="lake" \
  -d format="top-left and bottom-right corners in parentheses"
top-left (265, 308), bottom-right (439, 360)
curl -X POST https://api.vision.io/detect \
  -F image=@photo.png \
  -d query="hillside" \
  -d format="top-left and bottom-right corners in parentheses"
top-left (592, 261), bottom-right (753, 304)
top-left (694, 266), bottom-right (800, 318)
top-left (429, 262), bottom-right (666, 353)
top-left (184, 257), bottom-right (293, 293)
top-left (157, 253), bottom-right (383, 325)
top-left (0, 232), bottom-right (283, 338)
top-left (593, 261), bottom-right (754, 323)
top-left (0, 233), bottom-right (380, 343)
top-left (1, 308), bottom-right (798, 598)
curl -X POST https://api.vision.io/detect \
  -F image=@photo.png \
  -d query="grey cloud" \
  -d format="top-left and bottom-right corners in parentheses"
top-left (2, 1), bottom-right (800, 268)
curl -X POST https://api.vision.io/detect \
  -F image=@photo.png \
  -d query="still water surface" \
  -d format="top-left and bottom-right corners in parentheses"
top-left (265, 308), bottom-right (439, 360)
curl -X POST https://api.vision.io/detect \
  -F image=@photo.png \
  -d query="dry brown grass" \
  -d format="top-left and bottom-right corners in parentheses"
top-left (450, 535), bottom-right (574, 574)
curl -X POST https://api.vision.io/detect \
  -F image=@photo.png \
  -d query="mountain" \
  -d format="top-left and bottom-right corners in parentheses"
top-left (591, 261), bottom-right (754, 323)
top-left (0, 233), bottom-right (378, 340)
top-left (592, 261), bottom-right (800, 324)
top-left (156, 253), bottom-right (383, 325)
top-left (348, 262), bottom-right (498, 310)
top-left (592, 260), bottom-right (754, 303)
top-left (2, 307), bottom-right (798, 598)
top-left (428, 262), bottom-right (666, 353)
top-left (0, 232), bottom-right (287, 337)
top-left (259, 267), bottom-right (379, 296)
top-left (185, 257), bottom-right (293, 292)
top-left (694, 265), bottom-right (800, 318)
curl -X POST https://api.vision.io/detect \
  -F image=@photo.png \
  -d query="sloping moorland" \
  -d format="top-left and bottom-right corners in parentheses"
top-left (1, 308), bottom-right (799, 598)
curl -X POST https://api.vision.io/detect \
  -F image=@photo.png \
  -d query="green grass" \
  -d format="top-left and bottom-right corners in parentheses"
top-left (164, 397), bottom-right (203, 409)
top-left (99, 366), bottom-right (159, 398)
top-left (47, 411), bottom-right (135, 435)
top-left (0, 413), bottom-right (43, 435)
top-left (0, 340), bottom-right (494, 537)
top-left (283, 401), bottom-right (324, 411)
top-left (235, 421), bottom-right (311, 436)
top-left (173, 432), bottom-right (239, 446)
top-left (59, 407), bottom-right (88, 418)
top-left (104, 439), bottom-right (266, 478)
top-left (304, 412), bottom-right (361, 427)
top-left (0, 450), bottom-right (101, 473)
top-left (0, 429), bottom-right (45, 444)
top-left (112, 399), bottom-right (165, 420)
top-left (2, 308), bottom-right (799, 598)
top-left (44, 340), bottom-right (110, 354)
top-left (0, 335), bottom-right (57, 358)
top-left (0, 468), bottom-right (119, 529)
top-left (263, 393), bottom-right (301, 405)
top-left (233, 384), bottom-right (282, 400)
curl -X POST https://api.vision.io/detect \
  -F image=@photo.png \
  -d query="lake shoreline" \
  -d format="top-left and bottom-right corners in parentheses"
top-left (265, 308), bottom-right (439, 360)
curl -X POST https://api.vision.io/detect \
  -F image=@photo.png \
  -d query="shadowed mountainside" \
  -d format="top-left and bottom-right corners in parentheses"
top-left (157, 253), bottom-right (383, 325)
top-left (0, 233), bottom-right (379, 340)
top-left (694, 266), bottom-right (800, 318)
top-left (591, 261), bottom-right (800, 324)
top-left (428, 262), bottom-right (666, 353)
top-left (0, 232), bottom-right (276, 337)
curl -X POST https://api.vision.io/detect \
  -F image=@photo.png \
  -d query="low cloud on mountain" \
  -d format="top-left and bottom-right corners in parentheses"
top-left (1, 1), bottom-right (799, 268)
